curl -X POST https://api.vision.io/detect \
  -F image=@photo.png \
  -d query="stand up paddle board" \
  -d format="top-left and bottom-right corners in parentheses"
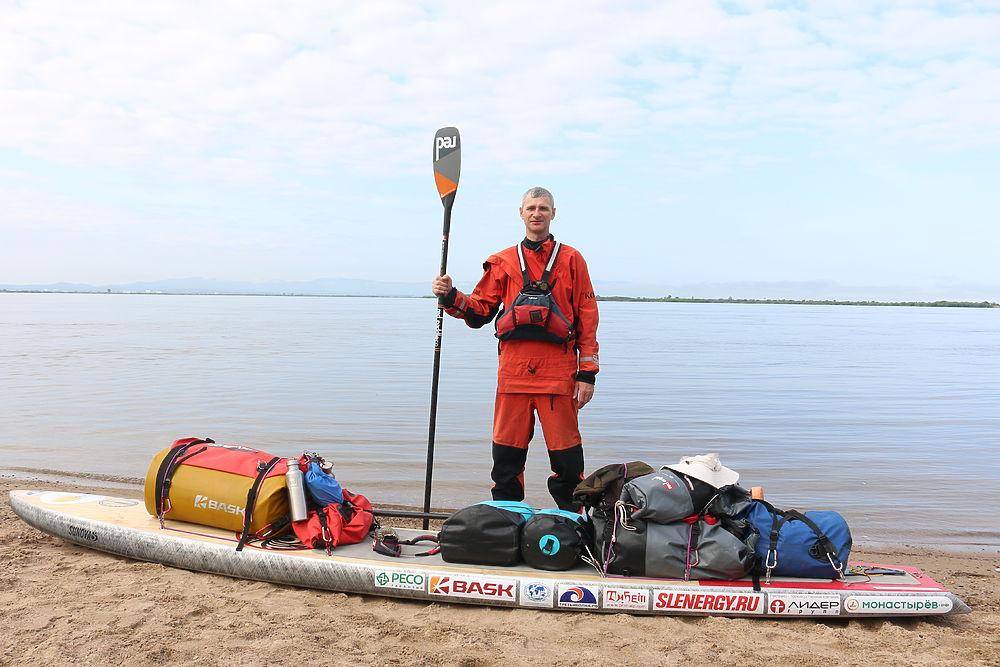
top-left (9, 489), bottom-right (970, 618)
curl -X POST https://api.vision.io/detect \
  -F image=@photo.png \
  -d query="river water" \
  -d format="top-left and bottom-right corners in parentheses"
top-left (2, 292), bottom-right (998, 549)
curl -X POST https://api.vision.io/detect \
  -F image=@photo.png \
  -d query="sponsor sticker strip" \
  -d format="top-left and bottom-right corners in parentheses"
top-left (345, 562), bottom-right (960, 617)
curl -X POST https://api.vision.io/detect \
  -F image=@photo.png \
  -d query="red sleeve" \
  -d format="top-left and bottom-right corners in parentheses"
top-left (443, 258), bottom-right (506, 329)
top-left (571, 252), bottom-right (600, 374)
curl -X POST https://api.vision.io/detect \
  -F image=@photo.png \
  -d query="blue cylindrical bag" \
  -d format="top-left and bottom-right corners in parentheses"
top-left (746, 500), bottom-right (852, 579)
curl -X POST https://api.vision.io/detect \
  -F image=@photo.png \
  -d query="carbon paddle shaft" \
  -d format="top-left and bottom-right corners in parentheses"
top-left (425, 127), bottom-right (461, 529)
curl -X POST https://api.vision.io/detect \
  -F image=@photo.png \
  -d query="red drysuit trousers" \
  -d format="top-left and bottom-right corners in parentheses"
top-left (490, 393), bottom-right (584, 511)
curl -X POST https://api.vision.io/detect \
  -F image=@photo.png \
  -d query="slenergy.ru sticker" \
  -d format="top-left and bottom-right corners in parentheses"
top-left (654, 591), bottom-right (765, 614)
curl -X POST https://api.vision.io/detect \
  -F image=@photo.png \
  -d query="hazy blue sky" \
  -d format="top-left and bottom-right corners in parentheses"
top-left (2, 1), bottom-right (998, 299)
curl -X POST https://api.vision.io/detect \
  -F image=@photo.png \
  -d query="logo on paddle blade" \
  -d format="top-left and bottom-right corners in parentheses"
top-left (435, 135), bottom-right (457, 161)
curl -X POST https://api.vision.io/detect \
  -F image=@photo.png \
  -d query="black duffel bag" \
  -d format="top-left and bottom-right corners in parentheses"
top-left (439, 501), bottom-right (534, 566)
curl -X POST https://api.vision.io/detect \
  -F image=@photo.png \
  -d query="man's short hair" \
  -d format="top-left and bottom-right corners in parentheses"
top-left (522, 186), bottom-right (554, 208)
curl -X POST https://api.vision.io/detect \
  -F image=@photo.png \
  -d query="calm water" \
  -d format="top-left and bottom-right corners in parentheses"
top-left (2, 293), bottom-right (998, 549)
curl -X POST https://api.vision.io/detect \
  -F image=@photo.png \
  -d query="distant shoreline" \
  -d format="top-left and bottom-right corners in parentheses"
top-left (2, 289), bottom-right (997, 308)
top-left (597, 295), bottom-right (1000, 308)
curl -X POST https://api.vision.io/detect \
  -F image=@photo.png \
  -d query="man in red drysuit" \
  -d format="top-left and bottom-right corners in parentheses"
top-left (431, 187), bottom-right (600, 510)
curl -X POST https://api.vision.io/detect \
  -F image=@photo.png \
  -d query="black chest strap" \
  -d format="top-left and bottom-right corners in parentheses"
top-left (236, 456), bottom-right (283, 552)
top-left (155, 438), bottom-right (215, 521)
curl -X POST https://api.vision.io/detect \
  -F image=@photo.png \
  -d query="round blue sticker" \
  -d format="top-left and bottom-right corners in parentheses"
top-left (540, 534), bottom-right (561, 556)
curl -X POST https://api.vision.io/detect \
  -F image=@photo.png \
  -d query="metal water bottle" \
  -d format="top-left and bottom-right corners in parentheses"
top-left (285, 458), bottom-right (308, 522)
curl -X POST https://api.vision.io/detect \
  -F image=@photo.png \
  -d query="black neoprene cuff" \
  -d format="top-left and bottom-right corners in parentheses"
top-left (576, 371), bottom-right (596, 385)
top-left (441, 287), bottom-right (458, 308)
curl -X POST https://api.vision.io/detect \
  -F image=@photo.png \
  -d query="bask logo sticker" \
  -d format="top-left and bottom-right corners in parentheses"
top-left (429, 575), bottom-right (516, 602)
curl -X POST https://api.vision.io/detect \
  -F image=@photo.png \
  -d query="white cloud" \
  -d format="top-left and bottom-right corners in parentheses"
top-left (2, 0), bottom-right (997, 186)
top-left (1, 0), bottom-right (998, 288)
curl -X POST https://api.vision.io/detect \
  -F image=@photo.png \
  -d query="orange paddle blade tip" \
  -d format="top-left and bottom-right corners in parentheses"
top-left (435, 172), bottom-right (458, 198)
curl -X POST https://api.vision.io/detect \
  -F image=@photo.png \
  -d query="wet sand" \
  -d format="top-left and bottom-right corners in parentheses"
top-left (2, 476), bottom-right (999, 666)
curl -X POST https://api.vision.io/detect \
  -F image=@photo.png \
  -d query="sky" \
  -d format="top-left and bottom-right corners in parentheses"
top-left (2, 0), bottom-right (999, 300)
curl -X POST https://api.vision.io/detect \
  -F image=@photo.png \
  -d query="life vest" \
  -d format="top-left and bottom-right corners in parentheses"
top-left (494, 241), bottom-right (575, 343)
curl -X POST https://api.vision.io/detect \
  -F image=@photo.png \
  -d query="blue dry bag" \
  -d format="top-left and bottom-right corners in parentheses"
top-left (746, 500), bottom-right (852, 580)
top-left (303, 461), bottom-right (343, 506)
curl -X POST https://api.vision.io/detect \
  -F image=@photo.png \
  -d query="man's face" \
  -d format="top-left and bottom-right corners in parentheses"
top-left (520, 195), bottom-right (556, 238)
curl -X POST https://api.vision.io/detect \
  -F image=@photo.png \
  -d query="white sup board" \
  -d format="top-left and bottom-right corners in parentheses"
top-left (10, 489), bottom-right (970, 618)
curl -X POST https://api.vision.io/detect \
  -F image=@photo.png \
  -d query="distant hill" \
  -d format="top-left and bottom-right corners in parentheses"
top-left (2, 277), bottom-right (997, 302)
top-left (0, 277), bottom-right (430, 297)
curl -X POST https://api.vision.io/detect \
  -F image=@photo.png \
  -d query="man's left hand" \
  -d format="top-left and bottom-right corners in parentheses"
top-left (574, 381), bottom-right (595, 410)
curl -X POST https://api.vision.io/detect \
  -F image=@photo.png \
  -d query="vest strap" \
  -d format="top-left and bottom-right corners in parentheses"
top-left (516, 241), bottom-right (562, 290)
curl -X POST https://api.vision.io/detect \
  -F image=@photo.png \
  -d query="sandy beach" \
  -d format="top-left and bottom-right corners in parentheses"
top-left (2, 476), bottom-right (998, 667)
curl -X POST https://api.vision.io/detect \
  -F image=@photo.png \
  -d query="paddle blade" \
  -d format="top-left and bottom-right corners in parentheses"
top-left (433, 126), bottom-right (461, 205)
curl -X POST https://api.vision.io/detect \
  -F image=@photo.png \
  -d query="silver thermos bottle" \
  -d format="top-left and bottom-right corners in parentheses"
top-left (285, 458), bottom-right (308, 522)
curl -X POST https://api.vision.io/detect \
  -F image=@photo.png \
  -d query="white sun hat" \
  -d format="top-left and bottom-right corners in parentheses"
top-left (662, 453), bottom-right (740, 488)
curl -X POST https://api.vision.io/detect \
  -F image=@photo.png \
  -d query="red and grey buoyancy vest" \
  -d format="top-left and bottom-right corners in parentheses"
top-left (494, 241), bottom-right (576, 343)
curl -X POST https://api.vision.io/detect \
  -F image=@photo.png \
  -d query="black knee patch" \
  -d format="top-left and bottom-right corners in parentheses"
top-left (547, 445), bottom-right (584, 512)
top-left (491, 442), bottom-right (528, 502)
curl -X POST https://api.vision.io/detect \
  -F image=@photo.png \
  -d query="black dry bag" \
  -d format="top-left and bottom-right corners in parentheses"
top-left (439, 501), bottom-right (534, 566)
top-left (521, 509), bottom-right (592, 571)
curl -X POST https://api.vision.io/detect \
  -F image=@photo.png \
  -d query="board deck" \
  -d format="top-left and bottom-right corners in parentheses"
top-left (9, 489), bottom-right (970, 618)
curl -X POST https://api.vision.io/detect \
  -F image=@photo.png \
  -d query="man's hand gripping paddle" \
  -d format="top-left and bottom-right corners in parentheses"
top-left (423, 127), bottom-right (461, 528)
